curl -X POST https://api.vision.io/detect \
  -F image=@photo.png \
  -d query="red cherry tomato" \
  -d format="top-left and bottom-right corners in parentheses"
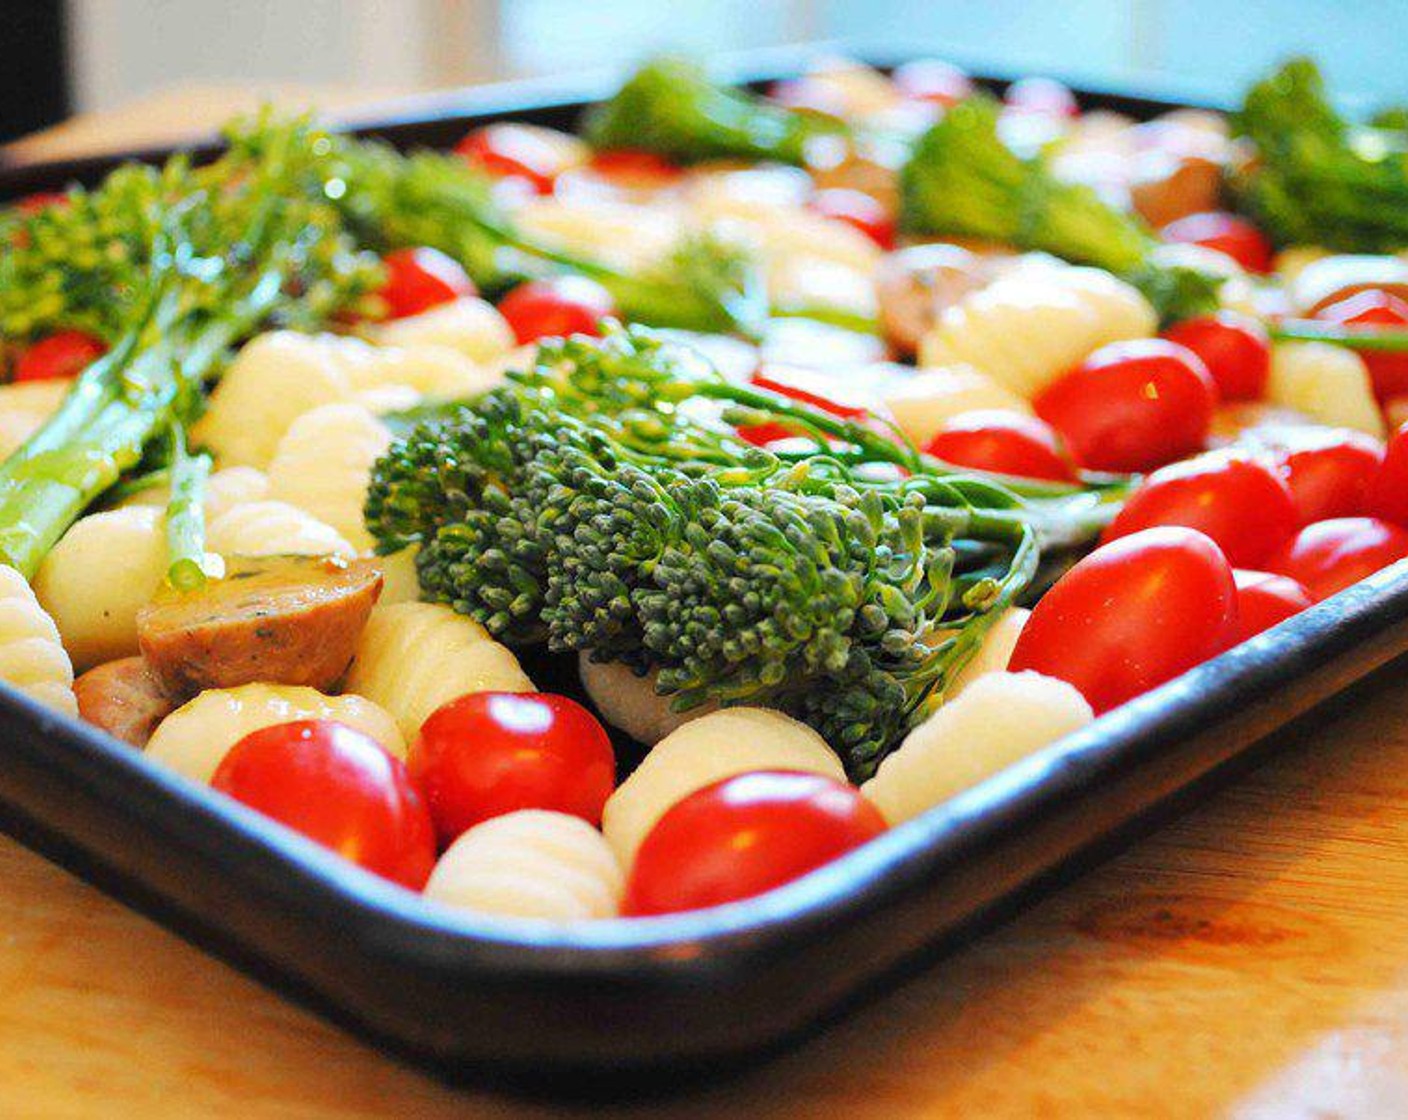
top-left (14, 192), bottom-right (67, 215)
top-left (455, 124), bottom-right (564, 194)
top-left (497, 276), bottom-right (616, 345)
top-left (410, 691), bottom-right (616, 845)
top-left (588, 150), bottom-right (684, 190)
top-left (737, 365), bottom-right (869, 446)
top-left (807, 187), bottom-right (896, 249)
top-left (1101, 452), bottom-right (1296, 567)
top-left (1033, 339), bottom-right (1218, 473)
top-left (1159, 211), bottom-right (1273, 274)
top-left (1314, 289), bottom-right (1408, 401)
top-left (1368, 421), bottom-right (1408, 527)
top-left (1160, 311), bottom-right (1270, 401)
top-left (14, 329), bottom-right (106, 382)
top-left (211, 720), bottom-right (436, 890)
top-left (1004, 77), bottom-right (1079, 117)
top-left (622, 770), bottom-right (886, 917)
top-left (379, 247), bottom-right (476, 320)
top-left (1009, 527), bottom-right (1238, 714)
top-left (1265, 517), bottom-right (1408, 602)
top-left (1277, 429), bottom-right (1384, 525)
top-left (1232, 568), bottom-right (1314, 641)
top-left (923, 410), bottom-right (1077, 483)
top-left (892, 60), bottom-right (973, 106)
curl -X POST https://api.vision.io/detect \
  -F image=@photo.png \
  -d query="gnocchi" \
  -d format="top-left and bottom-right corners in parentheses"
top-left (0, 563), bottom-right (76, 715)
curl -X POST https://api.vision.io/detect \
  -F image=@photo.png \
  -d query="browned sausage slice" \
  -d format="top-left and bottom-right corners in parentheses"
top-left (74, 657), bottom-right (177, 748)
top-left (136, 555), bottom-right (384, 697)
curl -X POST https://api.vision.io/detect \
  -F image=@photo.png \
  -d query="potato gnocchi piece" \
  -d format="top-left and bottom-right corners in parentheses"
top-left (517, 197), bottom-right (682, 271)
top-left (882, 364), bottom-right (1032, 447)
top-left (577, 654), bottom-right (715, 746)
top-left (1268, 341), bottom-right (1385, 438)
top-left (0, 564), bottom-right (76, 716)
top-left (266, 403), bottom-right (391, 550)
top-left (949, 608), bottom-right (1031, 697)
top-left (145, 682), bottom-right (404, 783)
top-left (343, 602), bottom-right (534, 740)
top-left (862, 671), bottom-right (1093, 826)
top-left (423, 810), bottom-right (623, 922)
top-left (344, 344), bottom-right (504, 401)
top-left (118, 465), bottom-right (270, 521)
top-left (206, 501), bottom-right (355, 559)
top-left (376, 548), bottom-right (422, 605)
top-left (919, 259), bottom-right (1155, 398)
top-left (602, 707), bottom-right (845, 865)
top-left (34, 506), bottom-right (168, 672)
top-left (0, 379), bottom-right (72, 459)
top-left (370, 298), bottom-right (515, 364)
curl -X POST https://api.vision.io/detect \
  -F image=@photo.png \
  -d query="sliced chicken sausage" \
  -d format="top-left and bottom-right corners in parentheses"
top-left (74, 657), bottom-right (177, 748)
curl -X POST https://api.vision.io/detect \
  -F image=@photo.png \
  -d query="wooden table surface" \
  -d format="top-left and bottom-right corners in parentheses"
top-left (8, 93), bottom-right (1408, 1119)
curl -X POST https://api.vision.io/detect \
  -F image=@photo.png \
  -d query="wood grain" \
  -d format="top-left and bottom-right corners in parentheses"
top-left (7, 90), bottom-right (1408, 1118)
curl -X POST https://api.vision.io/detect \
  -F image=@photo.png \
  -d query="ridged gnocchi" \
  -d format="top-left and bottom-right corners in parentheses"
top-left (370, 298), bottom-right (515, 364)
top-left (602, 707), bottom-right (845, 864)
top-left (266, 403), bottom-right (391, 550)
top-left (883, 364), bottom-right (1033, 447)
top-left (577, 654), bottom-right (714, 746)
top-left (862, 671), bottom-right (1093, 826)
top-left (343, 602), bottom-right (534, 740)
top-left (423, 810), bottom-right (623, 922)
top-left (1268, 341), bottom-right (1385, 437)
top-left (206, 501), bottom-right (355, 559)
top-left (0, 564), bottom-right (76, 715)
top-left (0, 379), bottom-right (72, 459)
top-left (145, 683), bottom-right (405, 783)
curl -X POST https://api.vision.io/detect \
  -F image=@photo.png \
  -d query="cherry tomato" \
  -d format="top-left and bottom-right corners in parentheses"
top-left (1314, 289), bottom-right (1408, 401)
top-left (1277, 429), bottom-right (1384, 525)
top-left (588, 150), bottom-right (684, 190)
top-left (1159, 211), bottom-right (1273, 274)
top-left (924, 410), bottom-right (1077, 483)
top-left (1009, 527), bottom-right (1238, 714)
top-left (14, 192), bottom-right (67, 214)
top-left (379, 247), bottom-right (476, 320)
top-left (892, 60), bottom-right (973, 106)
top-left (497, 276), bottom-right (615, 345)
top-left (1161, 311), bottom-right (1270, 401)
top-left (737, 364), bottom-right (869, 446)
top-left (455, 124), bottom-right (565, 194)
top-left (1101, 452), bottom-right (1296, 567)
top-left (1232, 568), bottom-right (1314, 641)
top-left (1265, 516), bottom-right (1408, 602)
top-left (1033, 339), bottom-right (1218, 473)
top-left (807, 187), bottom-right (896, 249)
top-left (1004, 77), bottom-right (1079, 117)
top-left (621, 770), bottom-right (886, 917)
top-left (211, 720), bottom-right (436, 890)
top-left (410, 691), bottom-right (615, 845)
top-left (1368, 421), bottom-right (1408, 527)
top-left (14, 329), bottom-right (106, 382)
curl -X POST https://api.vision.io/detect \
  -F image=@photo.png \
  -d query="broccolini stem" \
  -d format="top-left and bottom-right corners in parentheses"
top-left (1270, 320), bottom-right (1408, 353)
top-left (163, 427), bottom-right (212, 591)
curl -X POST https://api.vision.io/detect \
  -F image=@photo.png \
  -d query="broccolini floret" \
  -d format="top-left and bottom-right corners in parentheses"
top-left (366, 327), bottom-right (1111, 777)
top-left (583, 56), bottom-right (847, 166)
top-left (900, 96), bottom-right (1222, 323)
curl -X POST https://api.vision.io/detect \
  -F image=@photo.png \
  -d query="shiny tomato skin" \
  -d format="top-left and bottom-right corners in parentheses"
top-left (892, 59), bottom-right (973, 106)
top-left (379, 247), bottom-right (476, 319)
top-left (14, 329), bottom-right (106, 382)
top-left (1008, 526), bottom-right (1239, 714)
top-left (1265, 517), bottom-right (1408, 602)
top-left (807, 187), bottom-right (896, 249)
top-left (1033, 339), bottom-right (1218, 473)
top-left (1101, 453), bottom-right (1296, 566)
top-left (1160, 211), bottom-right (1273, 273)
top-left (1368, 421), bottom-right (1408, 527)
top-left (410, 691), bottom-right (616, 845)
top-left (497, 277), bottom-right (615, 345)
top-left (211, 720), bottom-right (436, 890)
top-left (737, 365), bottom-right (869, 445)
top-left (1232, 568), bottom-right (1314, 641)
top-left (1278, 430), bottom-right (1385, 525)
top-left (15, 192), bottom-right (68, 214)
top-left (1314, 289), bottom-right (1408, 401)
top-left (622, 770), bottom-right (886, 917)
top-left (1161, 311), bottom-right (1271, 401)
top-left (923, 409), bottom-right (1077, 482)
top-left (455, 124), bottom-right (562, 193)
top-left (588, 149), bottom-right (684, 190)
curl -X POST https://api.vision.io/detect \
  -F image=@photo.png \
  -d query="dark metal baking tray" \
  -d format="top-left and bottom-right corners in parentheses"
top-left (0, 48), bottom-right (1401, 1086)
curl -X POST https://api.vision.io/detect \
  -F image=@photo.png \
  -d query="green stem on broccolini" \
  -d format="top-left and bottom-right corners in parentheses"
top-left (162, 425), bottom-right (213, 591)
top-left (365, 325), bottom-right (1113, 778)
